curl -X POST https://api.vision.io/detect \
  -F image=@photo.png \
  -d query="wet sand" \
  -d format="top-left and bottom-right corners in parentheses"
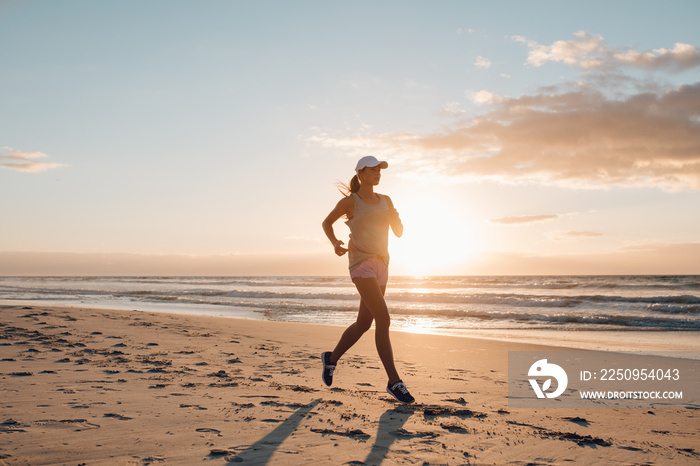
top-left (1, 304), bottom-right (698, 464)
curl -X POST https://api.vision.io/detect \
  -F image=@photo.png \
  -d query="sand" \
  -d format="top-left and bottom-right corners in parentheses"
top-left (1, 304), bottom-right (698, 465)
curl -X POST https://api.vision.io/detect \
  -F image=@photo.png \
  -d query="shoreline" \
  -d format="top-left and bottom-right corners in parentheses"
top-left (3, 298), bottom-right (699, 358)
top-left (1, 303), bottom-right (699, 464)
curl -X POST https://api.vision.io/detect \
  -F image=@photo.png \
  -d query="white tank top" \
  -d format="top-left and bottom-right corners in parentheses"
top-left (345, 193), bottom-right (390, 272)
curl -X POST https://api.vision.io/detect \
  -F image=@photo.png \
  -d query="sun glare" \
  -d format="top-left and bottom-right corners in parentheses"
top-left (390, 193), bottom-right (482, 276)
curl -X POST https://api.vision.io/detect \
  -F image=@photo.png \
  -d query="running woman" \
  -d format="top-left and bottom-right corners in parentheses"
top-left (320, 155), bottom-right (415, 403)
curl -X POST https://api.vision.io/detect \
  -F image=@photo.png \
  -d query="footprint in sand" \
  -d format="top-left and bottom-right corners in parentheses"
top-left (423, 406), bottom-right (487, 420)
top-left (392, 428), bottom-right (439, 439)
top-left (562, 416), bottom-right (590, 426)
top-left (148, 384), bottom-right (168, 389)
top-left (442, 397), bottom-right (467, 405)
top-left (35, 419), bottom-right (100, 431)
top-left (140, 455), bottom-right (166, 464)
top-left (441, 423), bottom-right (470, 434)
top-left (310, 428), bottom-right (370, 441)
top-left (104, 413), bottom-right (132, 421)
top-left (0, 419), bottom-right (27, 433)
top-left (180, 404), bottom-right (208, 411)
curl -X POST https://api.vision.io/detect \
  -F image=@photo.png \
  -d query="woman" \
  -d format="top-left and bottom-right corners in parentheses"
top-left (320, 155), bottom-right (415, 404)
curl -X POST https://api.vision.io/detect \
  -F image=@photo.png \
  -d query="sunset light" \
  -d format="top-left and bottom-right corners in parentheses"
top-left (0, 3), bottom-right (698, 464)
top-left (390, 193), bottom-right (483, 276)
top-left (0, 1), bottom-right (698, 276)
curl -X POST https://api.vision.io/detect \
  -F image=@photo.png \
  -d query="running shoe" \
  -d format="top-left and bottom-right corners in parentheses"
top-left (387, 380), bottom-right (415, 403)
top-left (321, 351), bottom-right (336, 387)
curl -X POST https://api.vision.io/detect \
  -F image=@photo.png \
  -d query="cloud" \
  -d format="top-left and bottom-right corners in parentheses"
top-left (416, 82), bottom-right (700, 190)
top-left (439, 101), bottom-right (466, 116)
top-left (459, 242), bottom-right (700, 275)
top-left (475, 55), bottom-right (491, 69)
top-left (490, 214), bottom-right (558, 225)
top-left (307, 131), bottom-right (380, 153)
top-left (468, 90), bottom-right (504, 105)
top-left (309, 33), bottom-right (700, 191)
top-left (313, 82), bottom-right (700, 191)
top-left (545, 230), bottom-right (604, 241)
top-left (0, 147), bottom-right (67, 173)
top-left (518, 31), bottom-right (609, 69)
top-left (515, 31), bottom-right (700, 72)
top-left (614, 43), bottom-right (700, 72)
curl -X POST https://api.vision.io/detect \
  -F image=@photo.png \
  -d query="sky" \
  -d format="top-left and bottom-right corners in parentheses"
top-left (1, 0), bottom-right (699, 276)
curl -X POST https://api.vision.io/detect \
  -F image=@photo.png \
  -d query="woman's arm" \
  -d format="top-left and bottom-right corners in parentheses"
top-left (322, 196), bottom-right (353, 256)
top-left (385, 196), bottom-right (403, 238)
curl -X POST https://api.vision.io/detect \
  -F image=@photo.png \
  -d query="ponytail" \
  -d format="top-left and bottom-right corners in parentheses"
top-left (349, 174), bottom-right (360, 194)
top-left (336, 174), bottom-right (361, 197)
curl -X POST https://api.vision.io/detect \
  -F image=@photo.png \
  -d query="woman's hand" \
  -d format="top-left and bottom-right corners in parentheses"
top-left (323, 196), bottom-right (353, 257)
top-left (333, 240), bottom-right (348, 256)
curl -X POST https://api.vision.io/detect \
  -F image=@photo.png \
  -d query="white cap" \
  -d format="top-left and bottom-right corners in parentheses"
top-left (355, 155), bottom-right (388, 174)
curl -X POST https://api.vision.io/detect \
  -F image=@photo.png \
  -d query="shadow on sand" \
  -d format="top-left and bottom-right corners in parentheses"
top-left (226, 401), bottom-right (415, 464)
top-left (227, 399), bottom-right (322, 464)
top-left (361, 405), bottom-right (413, 465)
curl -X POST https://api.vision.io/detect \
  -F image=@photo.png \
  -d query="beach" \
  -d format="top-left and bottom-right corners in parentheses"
top-left (1, 304), bottom-right (698, 465)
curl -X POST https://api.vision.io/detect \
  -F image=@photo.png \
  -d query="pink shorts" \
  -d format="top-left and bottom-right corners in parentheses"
top-left (350, 257), bottom-right (389, 287)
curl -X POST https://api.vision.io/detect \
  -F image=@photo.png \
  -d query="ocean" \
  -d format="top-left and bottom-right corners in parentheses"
top-left (1, 275), bottom-right (699, 334)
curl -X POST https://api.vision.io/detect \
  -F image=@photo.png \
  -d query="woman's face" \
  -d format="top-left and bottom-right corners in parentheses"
top-left (360, 165), bottom-right (382, 185)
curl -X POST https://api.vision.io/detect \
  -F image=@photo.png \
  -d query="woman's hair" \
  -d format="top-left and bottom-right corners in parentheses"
top-left (336, 173), bottom-right (361, 197)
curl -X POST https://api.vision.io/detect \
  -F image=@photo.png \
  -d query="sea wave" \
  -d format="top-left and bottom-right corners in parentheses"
top-left (2, 275), bottom-right (699, 331)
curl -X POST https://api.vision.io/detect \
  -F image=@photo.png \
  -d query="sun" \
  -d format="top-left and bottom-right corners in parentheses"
top-left (389, 193), bottom-right (482, 276)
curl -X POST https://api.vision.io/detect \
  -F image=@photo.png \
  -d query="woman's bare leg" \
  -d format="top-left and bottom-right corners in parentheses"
top-left (330, 299), bottom-right (374, 364)
top-left (348, 277), bottom-right (400, 384)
